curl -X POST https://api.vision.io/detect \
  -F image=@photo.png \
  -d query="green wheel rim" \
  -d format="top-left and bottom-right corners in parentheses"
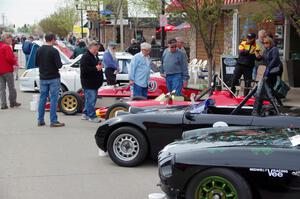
top-left (195, 176), bottom-right (238, 199)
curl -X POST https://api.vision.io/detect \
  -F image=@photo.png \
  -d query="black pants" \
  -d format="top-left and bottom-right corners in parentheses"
top-left (230, 64), bottom-right (253, 96)
top-left (105, 68), bottom-right (117, 85)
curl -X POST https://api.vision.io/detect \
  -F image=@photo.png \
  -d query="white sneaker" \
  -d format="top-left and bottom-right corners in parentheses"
top-left (89, 117), bottom-right (101, 123)
top-left (81, 114), bottom-right (89, 120)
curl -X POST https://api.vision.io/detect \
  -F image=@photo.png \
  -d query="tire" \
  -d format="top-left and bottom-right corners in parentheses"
top-left (107, 126), bottom-right (148, 167)
top-left (105, 102), bottom-right (130, 120)
top-left (185, 168), bottom-right (252, 199)
top-left (58, 91), bottom-right (84, 115)
top-left (59, 84), bottom-right (68, 96)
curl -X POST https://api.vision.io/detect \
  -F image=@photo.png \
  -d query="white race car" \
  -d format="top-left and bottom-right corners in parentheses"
top-left (20, 52), bottom-right (160, 93)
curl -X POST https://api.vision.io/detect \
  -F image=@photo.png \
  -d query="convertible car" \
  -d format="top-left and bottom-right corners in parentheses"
top-left (56, 77), bottom-right (202, 115)
top-left (158, 127), bottom-right (300, 199)
top-left (94, 99), bottom-right (300, 167)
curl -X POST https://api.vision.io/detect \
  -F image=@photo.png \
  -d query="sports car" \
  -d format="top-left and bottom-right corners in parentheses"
top-left (94, 100), bottom-right (300, 167)
top-left (158, 126), bottom-right (300, 199)
top-left (19, 52), bottom-right (139, 92)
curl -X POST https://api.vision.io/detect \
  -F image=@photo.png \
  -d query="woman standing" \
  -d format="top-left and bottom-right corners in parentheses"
top-left (252, 36), bottom-right (283, 116)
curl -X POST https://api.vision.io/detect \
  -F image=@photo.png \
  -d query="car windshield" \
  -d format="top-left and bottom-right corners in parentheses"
top-left (194, 128), bottom-right (300, 148)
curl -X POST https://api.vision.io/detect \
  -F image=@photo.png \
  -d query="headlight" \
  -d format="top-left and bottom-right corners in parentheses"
top-left (159, 153), bottom-right (175, 178)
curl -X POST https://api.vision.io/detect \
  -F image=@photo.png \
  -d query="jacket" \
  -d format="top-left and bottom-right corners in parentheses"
top-left (263, 46), bottom-right (283, 77)
top-left (80, 50), bottom-right (103, 90)
top-left (237, 41), bottom-right (260, 67)
top-left (0, 41), bottom-right (17, 75)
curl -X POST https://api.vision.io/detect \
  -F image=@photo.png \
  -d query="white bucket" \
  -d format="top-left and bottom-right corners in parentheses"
top-left (32, 94), bottom-right (40, 102)
top-left (30, 101), bottom-right (38, 112)
top-left (148, 193), bottom-right (166, 199)
top-left (98, 149), bottom-right (108, 157)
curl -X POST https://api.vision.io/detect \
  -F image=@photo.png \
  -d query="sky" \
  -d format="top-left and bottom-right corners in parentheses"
top-left (0, 0), bottom-right (61, 28)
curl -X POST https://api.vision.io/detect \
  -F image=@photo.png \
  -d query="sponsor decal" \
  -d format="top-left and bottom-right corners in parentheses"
top-left (148, 81), bottom-right (157, 92)
top-left (249, 168), bottom-right (288, 178)
top-left (292, 171), bottom-right (300, 177)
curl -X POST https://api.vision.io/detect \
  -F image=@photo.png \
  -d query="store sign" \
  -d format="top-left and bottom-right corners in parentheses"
top-left (160, 15), bottom-right (168, 27)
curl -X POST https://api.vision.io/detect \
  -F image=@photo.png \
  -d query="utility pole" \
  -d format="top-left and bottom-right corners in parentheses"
top-left (160, 0), bottom-right (166, 57)
top-left (120, 3), bottom-right (124, 50)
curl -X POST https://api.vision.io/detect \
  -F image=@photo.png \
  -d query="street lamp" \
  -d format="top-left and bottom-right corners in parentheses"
top-left (75, 0), bottom-right (85, 38)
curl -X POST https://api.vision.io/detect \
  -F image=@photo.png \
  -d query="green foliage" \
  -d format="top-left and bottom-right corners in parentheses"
top-left (17, 24), bottom-right (32, 34)
top-left (39, 6), bottom-right (78, 37)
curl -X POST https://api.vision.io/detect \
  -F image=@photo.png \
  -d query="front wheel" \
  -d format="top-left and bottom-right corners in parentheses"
top-left (107, 127), bottom-right (148, 167)
top-left (105, 102), bottom-right (130, 120)
top-left (185, 168), bottom-right (252, 199)
top-left (58, 91), bottom-right (84, 115)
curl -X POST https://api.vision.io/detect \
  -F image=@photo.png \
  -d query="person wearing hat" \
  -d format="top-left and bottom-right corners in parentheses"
top-left (80, 41), bottom-right (103, 123)
top-left (103, 41), bottom-right (119, 85)
top-left (129, 42), bottom-right (152, 98)
top-left (230, 33), bottom-right (261, 96)
top-left (160, 38), bottom-right (189, 96)
top-left (0, 33), bottom-right (20, 110)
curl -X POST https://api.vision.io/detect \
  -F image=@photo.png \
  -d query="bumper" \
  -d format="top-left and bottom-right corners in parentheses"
top-left (159, 180), bottom-right (180, 199)
top-left (95, 132), bottom-right (106, 151)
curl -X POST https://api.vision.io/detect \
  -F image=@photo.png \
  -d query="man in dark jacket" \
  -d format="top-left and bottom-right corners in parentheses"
top-left (80, 41), bottom-right (103, 123)
top-left (36, 33), bottom-right (64, 127)
top-left (125, 38), bottom-right (140, 55)
top-left (231, 33), bottom-right (261, 96)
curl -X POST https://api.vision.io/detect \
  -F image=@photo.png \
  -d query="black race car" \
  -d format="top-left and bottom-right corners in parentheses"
top-left (158, 127), bottom-right (300, 199)
top-left (95, 100), bottom-right (300, 167)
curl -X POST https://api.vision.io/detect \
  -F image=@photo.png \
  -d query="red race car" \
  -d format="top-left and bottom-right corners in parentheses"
top-left (53, 76), bottom-right (202, 115)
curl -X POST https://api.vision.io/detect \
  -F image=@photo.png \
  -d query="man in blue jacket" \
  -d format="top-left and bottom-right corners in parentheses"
top-left (103, 41), bottom-right (119, 85)
top-left (160, 38), bottom-right (189, 96)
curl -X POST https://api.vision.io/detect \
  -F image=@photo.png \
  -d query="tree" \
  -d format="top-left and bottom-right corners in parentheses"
top-left (265, 0), bottom-right (300, 37)
top-left (39, 6), bottom-right (78, 38)
top-left (168, 0), bottom-right (223, 85)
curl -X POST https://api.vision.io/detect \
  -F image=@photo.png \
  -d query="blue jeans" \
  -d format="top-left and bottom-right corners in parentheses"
top-left (38, 78), bottom-right (60, 124)
top-left (83, 89), bottom-right (97, 119)
top-left (133, 83), bottom-right (148, 98)
top-left (166, 73), bottom-right (183, 96)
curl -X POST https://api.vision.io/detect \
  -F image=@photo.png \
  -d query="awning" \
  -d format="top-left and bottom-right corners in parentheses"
top-left (224, 0), bottom-right (256, 5)
top-left (156, 24), bottom-right (176, 32)
top-left (174, 22), bottom-right (191, 30)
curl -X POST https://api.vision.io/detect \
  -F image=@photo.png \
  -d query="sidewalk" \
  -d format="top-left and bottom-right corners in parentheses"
top-left (282, 87), bottom-right (300, 107)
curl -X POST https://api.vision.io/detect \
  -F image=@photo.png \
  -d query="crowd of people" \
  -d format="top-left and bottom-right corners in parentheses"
top-left (0, 29), bottom-right (284, 126)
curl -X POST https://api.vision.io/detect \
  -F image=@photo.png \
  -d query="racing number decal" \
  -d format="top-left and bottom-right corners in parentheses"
top-left (148, 81), bottom-right (157, 92)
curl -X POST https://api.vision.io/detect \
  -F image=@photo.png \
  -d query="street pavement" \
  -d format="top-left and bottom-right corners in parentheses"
top-left (0, 80), bottom-right (161, 199)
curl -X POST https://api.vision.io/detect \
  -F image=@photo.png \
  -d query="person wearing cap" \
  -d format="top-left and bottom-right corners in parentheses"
top-left (129, 42), bottom-right (152, 98)
top-left (160, 38), bottom-right (189, 96)
top-left (230, 33), bottom-right (261, 96)
top-left (80, 41), bottom-right (103, 123)
top-left (103, 41), bottom-right (119, 85)
top-left (0, 33), bottom-right (20, 110)
top-left (125, 38), bottom-right (140, 55)
top-left (36, 33), bottom-right (64, 127)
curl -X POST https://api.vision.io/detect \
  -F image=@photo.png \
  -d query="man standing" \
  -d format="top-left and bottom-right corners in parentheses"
top-left (0, 33), bottom-right (21, 109)
top-left (103, 41), bottom-right (119, 85)
top-left (160, 38), bottom-right (189, 96)
top-left (125, 38), bottom-right (140, 55)
top-left (80, 41), bottom-right (103, 123)
top-left (129, 42), bottom-right (152, 98)
top-left (22, 36), bottom-right (34, 66)
top-left (253, 30), bottom-right (266, 80)
top-left (36, 34), bottom-right (64, 127)
top-left (230, 33), bottom-right (260, 96)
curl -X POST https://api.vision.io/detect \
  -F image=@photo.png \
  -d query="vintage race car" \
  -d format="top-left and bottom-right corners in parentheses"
top-left (158, 126), bottom-right (300, 199)
top-left (57, 76), bottom-right (202, 115)
top-left (94, 99), bottom-right (300, 167)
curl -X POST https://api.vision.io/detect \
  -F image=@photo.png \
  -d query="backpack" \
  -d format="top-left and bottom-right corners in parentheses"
top-left (22, 41), bottom-right (32, 55)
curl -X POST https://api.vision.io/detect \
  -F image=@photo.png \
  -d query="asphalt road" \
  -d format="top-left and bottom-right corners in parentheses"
top-left (0, 79), bottom-right (161, 199)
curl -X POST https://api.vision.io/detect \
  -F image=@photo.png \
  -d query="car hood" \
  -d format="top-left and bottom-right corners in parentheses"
top-left (161, 127), bottom-right (297, 155)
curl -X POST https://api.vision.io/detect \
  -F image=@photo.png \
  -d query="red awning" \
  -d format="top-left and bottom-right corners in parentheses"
top-left (224, 0), bottom-right (256, 5)
top-left (156, 24), bottom-right (176, 32)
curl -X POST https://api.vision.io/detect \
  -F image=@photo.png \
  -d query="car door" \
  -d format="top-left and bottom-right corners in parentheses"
top-left (183, 112), bottom-right (254, 131)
